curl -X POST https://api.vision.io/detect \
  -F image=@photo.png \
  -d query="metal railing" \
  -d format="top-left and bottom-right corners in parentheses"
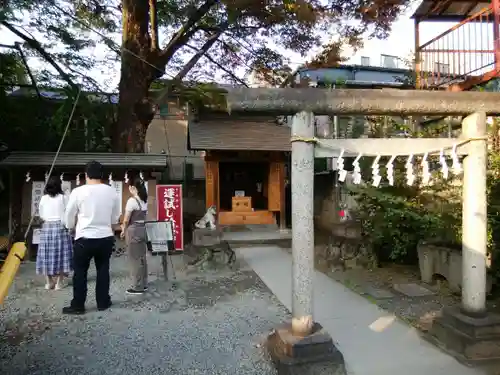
top-left (417, 5), bottom-right (498, 90)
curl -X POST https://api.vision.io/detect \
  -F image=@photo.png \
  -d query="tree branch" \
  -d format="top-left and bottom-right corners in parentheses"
top-left (149, 0), bottom-right (159, 50)
top-left (185, 43), bottom-right (248, 87)
top-left (174, 22), bottom-right (229, 81)
top-left (14, 42), bottom-right (41, 98)
top-left (158, 0), bottom-right (218, 64)
top-left (1, 21), bottom-right (78, 90)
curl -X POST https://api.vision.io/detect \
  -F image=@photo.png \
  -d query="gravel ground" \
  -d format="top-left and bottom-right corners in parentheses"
top-left (0, 252), bottom-right (289, 375)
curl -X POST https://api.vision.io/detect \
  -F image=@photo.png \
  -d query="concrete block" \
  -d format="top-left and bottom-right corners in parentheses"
top-left (192, 228), bottom-right (222, 247)
top-left (417, 243), bottom-right (492, 293)
top-left (267, 322), bottom-right (346, 375)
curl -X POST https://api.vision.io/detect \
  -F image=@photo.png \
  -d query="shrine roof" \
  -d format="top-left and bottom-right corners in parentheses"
top-left (412, 0), bottom-right (491, 21)
top-left (0, 152), bottom-right (168, 169)
top-left (188, 120), bottom-right (291, 152)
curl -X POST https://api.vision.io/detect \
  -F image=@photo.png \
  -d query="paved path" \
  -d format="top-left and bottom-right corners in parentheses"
top-left (237, 245), bottom-right (486, 375)
top-left (0, 255), bottom-right (287, 375)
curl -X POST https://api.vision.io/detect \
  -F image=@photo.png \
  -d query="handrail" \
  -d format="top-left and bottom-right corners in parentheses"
top-left (418, 6), bottom-right (492, 51)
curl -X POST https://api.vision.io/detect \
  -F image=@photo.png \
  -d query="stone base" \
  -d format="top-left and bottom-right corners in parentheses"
top-left (192, 228), bottom-right (222, 247)
top-left (431, 306), bottom-right (500, 365)
top-left (266, 322), bottom-right (346, 375)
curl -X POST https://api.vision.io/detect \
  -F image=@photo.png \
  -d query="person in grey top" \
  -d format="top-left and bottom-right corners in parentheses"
top-left (120, 177), bottom-right (149, 295)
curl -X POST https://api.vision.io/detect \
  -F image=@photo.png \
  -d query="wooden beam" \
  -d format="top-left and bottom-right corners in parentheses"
top-left (224, 87), bottom-right (500, 116)
top-left (314, 137), bottom-right (471, 158)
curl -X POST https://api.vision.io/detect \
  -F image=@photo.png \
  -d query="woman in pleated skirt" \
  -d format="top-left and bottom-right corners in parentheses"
top-left (36, 176), bottom-right (73, 290)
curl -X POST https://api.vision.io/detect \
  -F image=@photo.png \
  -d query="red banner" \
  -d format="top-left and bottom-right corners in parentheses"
top-left (156, 184), bottom-right (184, 251)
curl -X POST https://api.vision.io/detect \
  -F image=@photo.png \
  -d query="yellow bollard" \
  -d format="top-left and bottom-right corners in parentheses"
top-left (0, 242), bottom-right (27, 305)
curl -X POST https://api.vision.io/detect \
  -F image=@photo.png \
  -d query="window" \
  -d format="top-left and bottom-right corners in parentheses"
top-left (361, 56), bottom-right (370, 66)
top-left (380, 54), bottom-right (398, 68)
top-left (434, 62), bottom-right (450, 74)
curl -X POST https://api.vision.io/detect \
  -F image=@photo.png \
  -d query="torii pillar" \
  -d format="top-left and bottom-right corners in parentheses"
top-left (267, 112), bottom-right (346, 375)
top-left (431, 112), bottom-right (500, 365)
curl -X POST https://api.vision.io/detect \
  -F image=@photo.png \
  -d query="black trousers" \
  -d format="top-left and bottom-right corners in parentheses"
top-left (71, 236), bottom-right (114, 309)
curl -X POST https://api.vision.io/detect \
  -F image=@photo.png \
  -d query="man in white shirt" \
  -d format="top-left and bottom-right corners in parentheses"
top-left (63, 161), bottom-right (120, 315)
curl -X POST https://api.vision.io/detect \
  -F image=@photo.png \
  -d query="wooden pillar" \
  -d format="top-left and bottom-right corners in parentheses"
top-left (268, 158), bottom-right (286, 229)
top-left (205, 159), bottom-right (218, 210)
top-left (268, 161), bottom-right (282, 216)
top-left (279, 161), bottom-right (286, 229)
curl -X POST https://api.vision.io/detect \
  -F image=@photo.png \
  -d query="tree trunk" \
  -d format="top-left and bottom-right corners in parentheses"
top-left (114, 67), bottom-right (154, 153)
top-left (114, 0), bottom-right (219, 152)
top-left (113, 0), bottom-right (157, 153)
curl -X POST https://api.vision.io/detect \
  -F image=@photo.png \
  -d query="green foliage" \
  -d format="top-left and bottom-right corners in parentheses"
top-left (2, 0), bottom-right (413, 150)
top-left (351, 163), bottom-right (463, 263)
top-left (350, 115), bottom-right (500, 278)
top-left (351, 185), bottom-right (450, 262)
top-left (1, 0), bottom-right (413, 87)
top-left (487, 126), bottom-right (500, 284)
top-left (0, 50), bottom-right (29, 88)
top-left (0, 86), bottom-right (115, 151)
top-left (349, 117), bottom-right (463, 263)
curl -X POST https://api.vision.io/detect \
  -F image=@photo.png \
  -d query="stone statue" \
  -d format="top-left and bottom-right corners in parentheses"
top-left (195, 205), bottom-right (217, 230)
top-left (339, 203), bottom-right (352, 222)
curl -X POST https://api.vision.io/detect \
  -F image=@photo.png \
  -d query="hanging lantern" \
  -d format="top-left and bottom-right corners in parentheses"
top-left (25, 171), bottom-right (31, 182)
top-left (60, 173), bottom-right (64, 182)
top-left (124, 171), bottom-right (129, 184)
top-left (76, 173), bottom-right (81, 186)
top-left (139, 171), bottom-right (144, 181)
top-left (44, 171), bottom-right (49, 182)
top-left (108, 173), bottom-right (113, 185)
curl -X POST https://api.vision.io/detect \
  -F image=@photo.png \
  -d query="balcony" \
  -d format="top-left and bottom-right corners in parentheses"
top-left (414, 1), bottom-right (500, 91)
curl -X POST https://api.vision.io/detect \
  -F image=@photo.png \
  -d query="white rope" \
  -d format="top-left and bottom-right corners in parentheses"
top-left (23, 88), bottom-right (82, 240)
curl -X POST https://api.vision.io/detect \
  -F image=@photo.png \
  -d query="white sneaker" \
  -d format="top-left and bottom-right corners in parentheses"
top-left (55, 282), bottom-right (65, 290)
top-left (45, 283), bottom-right (53, 290)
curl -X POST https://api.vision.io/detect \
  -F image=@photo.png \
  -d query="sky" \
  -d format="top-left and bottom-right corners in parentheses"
top-left (0, 2), bottom-right (459, 90)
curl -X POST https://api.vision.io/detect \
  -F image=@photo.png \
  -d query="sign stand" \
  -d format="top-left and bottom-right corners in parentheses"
top-left (145, 220), bottom-right (176, 282)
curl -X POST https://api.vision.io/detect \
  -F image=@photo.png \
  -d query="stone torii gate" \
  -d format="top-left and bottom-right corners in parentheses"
top-left (224, 87), bottom-right (500, 373)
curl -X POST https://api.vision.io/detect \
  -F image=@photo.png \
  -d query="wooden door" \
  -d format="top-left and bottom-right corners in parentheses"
top-left (268, 162), bottom-right (283, 212)
top-left (205, 160), bottom-right (219, 209)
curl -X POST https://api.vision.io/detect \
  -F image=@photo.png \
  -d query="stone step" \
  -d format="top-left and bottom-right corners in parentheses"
top-left (192, 226), bottom-right (291, 249)
top-left (228, 238), bottom-right (292, 249)
top-left (220, 224), bottom-right (280, 232)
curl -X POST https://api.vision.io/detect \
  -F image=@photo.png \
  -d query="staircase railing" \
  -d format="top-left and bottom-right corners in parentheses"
top-left (416, 5), bottom-right (496, 89)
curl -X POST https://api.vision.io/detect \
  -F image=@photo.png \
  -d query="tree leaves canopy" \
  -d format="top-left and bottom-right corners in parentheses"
top-left (1, 0), bottom-right (412, 151)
